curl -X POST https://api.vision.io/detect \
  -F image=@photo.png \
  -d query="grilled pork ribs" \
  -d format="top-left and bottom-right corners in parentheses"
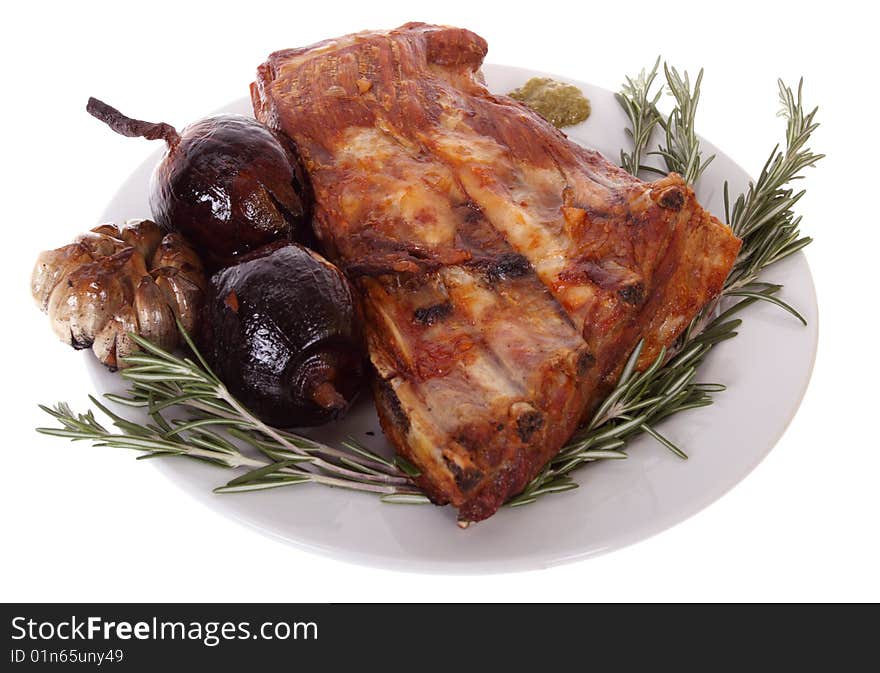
top-left (252, 23), bottom-right (741, 523)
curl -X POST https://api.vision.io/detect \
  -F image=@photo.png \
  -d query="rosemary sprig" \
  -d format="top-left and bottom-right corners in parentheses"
top-left (723, 78), bottom-right (822, 292)
top-left (652, 64), bottom-right (715, 184)
top-left (616, 57), bottom-right (663, 177)
top-left (38, 329), bottom-right (426, 499)
top-left (617, 60), bottom-right (714, 185)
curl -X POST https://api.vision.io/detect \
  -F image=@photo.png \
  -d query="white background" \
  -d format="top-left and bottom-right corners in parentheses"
top-left (1, 0), bottom-right (877, 602)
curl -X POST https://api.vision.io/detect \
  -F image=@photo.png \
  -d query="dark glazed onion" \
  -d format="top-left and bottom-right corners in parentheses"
top-left (201, 242), bottom-right (364, 428)
top-left (87, 98), bottom-right (310, 269)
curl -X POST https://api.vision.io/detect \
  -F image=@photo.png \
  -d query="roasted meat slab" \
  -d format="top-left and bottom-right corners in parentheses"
top-left (252, 23), bottom-right (741, 523)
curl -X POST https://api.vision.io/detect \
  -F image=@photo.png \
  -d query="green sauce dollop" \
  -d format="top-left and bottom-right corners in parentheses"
top-left (508, 77), bottom-right (591, 128)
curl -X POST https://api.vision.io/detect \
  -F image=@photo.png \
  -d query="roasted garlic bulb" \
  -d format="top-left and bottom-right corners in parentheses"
top-left (32, 219), bottom-right (205, 369)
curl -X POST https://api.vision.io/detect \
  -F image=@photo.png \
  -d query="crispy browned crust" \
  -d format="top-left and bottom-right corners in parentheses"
top-left (252, 23), bottom-right (741, 522)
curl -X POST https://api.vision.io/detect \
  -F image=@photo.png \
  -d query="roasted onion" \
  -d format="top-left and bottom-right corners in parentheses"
top-left (86, 98), bottom-right (309, 269)
top-left (201, 242), bottom-right (364, 427)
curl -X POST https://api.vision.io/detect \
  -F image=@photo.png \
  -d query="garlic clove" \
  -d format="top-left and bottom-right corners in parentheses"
top-left (90, 223), bottom-right (122, 238)
top-left (31, 243), bottom-right (95, 311)
top-left (152, 233), bottom-right (206, 289)
top-left (153, 269), bottom-right (203, 335)
top-left (133, 276), bottom-right (178, 352)
top-left (48, 255), bottom-right (127, 349)
top-left (75, 230), bottom-right (129, 258)
top-left (91, 315), bottom-right (123, 369)
top-left (119, 219), bottom-right (163, 262)
top-left (92, 304), bottom-right (140, 369)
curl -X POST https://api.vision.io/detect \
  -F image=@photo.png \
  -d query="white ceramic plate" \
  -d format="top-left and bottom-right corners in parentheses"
top-left (89, 64), bottom-right (818, 573)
